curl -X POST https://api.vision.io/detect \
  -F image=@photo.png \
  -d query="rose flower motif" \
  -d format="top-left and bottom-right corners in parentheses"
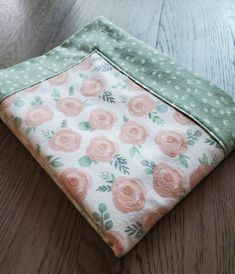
top-left (127, 79), bottom-right (144, 91)
top-left (25, 105), bottom-right (54, 127)
top-left (49, 129), bottom-right (81, 152)
top-left (153, 163), bottom-right (185, 198)
top-left (80, 77), bottom-right (105, 97)
top-left (57, 97), bottom-right (85, 117)
top-left (190, 164), bottom-right (212, 189)
top-left (155, 130), bottom-right (188, 157)
top-left (119, 121), bottom-right (148, 145)
top-left (104, 231), bottom-right (125, 257)
top-left (127, 94), bottom-right (155, 117)
top-left (88, 108), bottom-right (116, 130)
top-left (75, 57), bottom-right (93, 71)
top-left (87, 136), bottom-right (118, 162)
top-left (24, 84), bottom-right (40, 93)
top-left (48, 72), bottom-right (69, 85)
top-left (112, 177), bottom-right (145, 213)
top-left (0, 94), bottom-right (16, 109)
top-left (60, 168), bottom-right (90, 202)
top-left (173, 111), bottom-right (196, 125)
top-left (143, 207), bottom-right (168, 232)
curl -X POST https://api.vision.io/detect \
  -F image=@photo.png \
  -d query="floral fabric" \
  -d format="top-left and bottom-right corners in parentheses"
top-left (0, 52), bottom-right (224, 256)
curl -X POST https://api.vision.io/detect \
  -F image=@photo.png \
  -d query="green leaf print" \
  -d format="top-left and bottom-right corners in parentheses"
top-left (186, 129), bottom-right (202, 145)
top-left (129, 146), bottom-right (140, 157)
top-left (14, 99), bottom-right (25, 107)
top-left (47, 156), bottom-right (64, 168)
top-left (51, 89), bottom-right (60, 101)
top-left (14, 117), bottom-right (22, 128)
top-left (41, 130), bottom-right (55, 139)
top-left (125, 222), bottom-right (144, 239)
top-left (199, 153), bottom-right (209, 165)
top-left (204, 138), bottom-right (222, 150)
top-left (96, 172), bottom-right (116, 192)
top-left (123, 115), bottom-right (129, 122)
top-left (94, 64), bottom-right (112, 72)
top-left (79, 155), bottom-right (93, 167)
top-left (100, 172), bottom-right (116, 184)
top-left (30, 96), bottom-right (43, 106)
top-left (61, 119), bottom-right (68, 128)
top-left (96, 185), bottom-right (112, 192)
top-left (99, 91), bottom-right (116, 104)
top-left (119, 95), bottom-right (128, 103)
top-left (92, 203), bottom-right (113, 231)
top-left (78, 121), bottom-right (93, 131)
top-left (68, 85), bottom-right (74, 95)
top-left (141, 160), bottom-right (156, 174)
top-left (111, 154), bottom-right (129, 174)
top-left (179, 154), bottom-right (190, 168)
top-left (148, 111), bottom-right (164, 124)
top-left (79, 73), bottom-right (88, 79)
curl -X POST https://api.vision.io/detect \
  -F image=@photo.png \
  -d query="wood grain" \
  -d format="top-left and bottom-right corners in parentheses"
top-left (0, 1), bottom-right (234, 274)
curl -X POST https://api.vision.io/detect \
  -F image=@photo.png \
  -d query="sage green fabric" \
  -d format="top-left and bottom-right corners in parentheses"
top-left (0, 16), bottom-right (235, 154)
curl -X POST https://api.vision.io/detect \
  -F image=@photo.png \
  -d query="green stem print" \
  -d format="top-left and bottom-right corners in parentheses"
top-left (41, 130), bottom-right (55, 139)
top-left (187, 129), bottom-right (202, 145)
top-left (125, 222), bottom-right (144, 239)
top-left (61, 119), bottom-right (68, 128)
top-left (30, 96), bottom-right (43, 106)
top-left (204, 138), bottom-right (222, 150)
top-left (51, 89), bottom-right (60, 101)
top-left (78, 155), bottom-right (98, 167)
top-left (129, 145), bottom-right (141, 157)
top-left (96, 172), bottom-right (116, 192)
top-left (25, 127), bottom-right (36, 135)
top-left (99, 91), bottom-right (116, 104)
top-left (148, 111), bottom-right (164, 125)
top-left (68, 85), bottom-right (74, 95)
top-left (79, 73), bottom-right (88, 79)
top-left (94, 64), bottom-right (112, 72)
top-left (141, 160), bottom-right (156, 174)
top-left (92, 203), bottom-right (113, 233)
top-left (178, 154), bottom-right (190, 168)
top-left (47, 156), bottom-right (63, 168)
top-left (111, 154), bottom-right (129, 174)
top-left (13, 116), bottom-right (22, 128)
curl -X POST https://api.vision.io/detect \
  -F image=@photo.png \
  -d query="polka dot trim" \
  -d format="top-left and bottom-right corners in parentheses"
top-left (0, 16), bottom-right (234, 154)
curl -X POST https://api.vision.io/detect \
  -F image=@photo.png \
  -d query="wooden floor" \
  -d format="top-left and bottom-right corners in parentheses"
top-left (0, 1), bottom-right (234, 273)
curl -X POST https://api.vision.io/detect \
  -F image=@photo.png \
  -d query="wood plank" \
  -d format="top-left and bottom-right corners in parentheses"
top-left (0, 0), bottom-right (162, 68)
top-left (156, 0), bottom-right (235, 97)
top-left (154, 0), bottom-right (235, 273)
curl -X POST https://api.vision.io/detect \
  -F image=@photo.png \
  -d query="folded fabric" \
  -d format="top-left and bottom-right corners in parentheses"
top-left (0, 17), bottom-right (234, 256)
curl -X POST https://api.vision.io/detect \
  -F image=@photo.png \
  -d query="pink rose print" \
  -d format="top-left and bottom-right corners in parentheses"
top-left (0, 94), bottom-right (16, 109)
top-left (119, 121), bottom-right (148, 145)
top-left (128, 94), bottom-right (155, 117)
top-left (60, 168), bottom-right (90, 202)
top-left (112, 177), bottom-right (145, 213)
top-left (105, 231), bottom-right (125, 256)
top-left (143, 207), bottom-right (168, 232)
top-left (87, 136), bottom-right (118, 162)
top-left (190, 164), bottom-right (212, 189)
top-left (88, 108), bottom-right (116, 130)
top-left (49, 129), bottom-right (81, 152)
top-left (128, 79), bottom-right (144, 91)
top-left (155, 130), bottom-right (188, 157)
top-left (75, 57), bottom-right (93, 70)
top-left (48, 72), bottom-right (68, 85)
top-left (56, 97), bottom-right (85, 117)
top-left (173, 111), bottom-right (196, 125)
top-left (80, 77), bottom-right (105, 97)
top-left (153, 163), bottom-right (185, 198)
top-left (25, 105), bottom-right (54, 127)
